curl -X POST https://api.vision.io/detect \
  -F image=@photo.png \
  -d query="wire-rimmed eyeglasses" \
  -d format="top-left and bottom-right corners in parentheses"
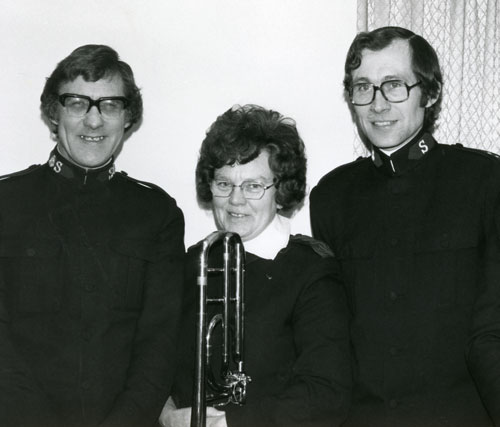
top-left (211, 180), bottom-right (276, 200)
top-left (349, 80), bottom-right (421, 106)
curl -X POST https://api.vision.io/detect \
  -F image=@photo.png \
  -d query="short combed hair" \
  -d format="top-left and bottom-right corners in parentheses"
top-left (344, 26), bottom-right (443, 132)
top-left (196, 104), bottom-right (307, 213)
top-left (40, 44), bottom-right (142, 132)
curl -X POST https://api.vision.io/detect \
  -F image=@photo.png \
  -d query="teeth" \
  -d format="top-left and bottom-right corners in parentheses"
top-left (80, 135), bottom-right (105, 142)
top-left (229, 213), bottom-right (245, 218)
top-left (373, 121), bottom-right (394, 127)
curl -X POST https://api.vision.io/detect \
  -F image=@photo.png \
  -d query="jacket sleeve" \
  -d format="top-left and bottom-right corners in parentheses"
top-left (225, 259), bottom-right (352, 427)
top-left (100, 201), bottom-right (185, 427)
top-left (466, 162), bottom-right (500, 425)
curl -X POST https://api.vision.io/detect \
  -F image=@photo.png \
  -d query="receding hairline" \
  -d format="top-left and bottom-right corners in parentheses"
top-left (353, 38), bottom-right (413, 74)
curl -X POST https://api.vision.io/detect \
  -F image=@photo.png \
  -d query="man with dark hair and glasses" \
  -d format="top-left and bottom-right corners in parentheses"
top-left (310, 26), bottom-right (500, 426)
top-left (0, 45), bottom-right (185, 427)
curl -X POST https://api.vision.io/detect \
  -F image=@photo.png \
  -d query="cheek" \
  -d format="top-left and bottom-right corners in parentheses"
top-left (58, 115), bottom-right (79, 135)
top-left (112, 119), bottom-right (127, 137)
top-left (354, 109), bottom-right (370, 127)
top-left (252, 198), bottom-right (276, 224)
top-left (212, 200), bottom-right (227, 223)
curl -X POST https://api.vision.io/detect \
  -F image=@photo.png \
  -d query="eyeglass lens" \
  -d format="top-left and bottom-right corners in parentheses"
top-left (60, 95), bottom-right (127, 118)
top-left (351, 80), bottom-right (414, 105)
top-left (212, 181), bottom-right (272, 200)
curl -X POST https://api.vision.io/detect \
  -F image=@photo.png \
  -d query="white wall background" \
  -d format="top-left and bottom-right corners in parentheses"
top-left (0, 0), bottom-right (357, 247)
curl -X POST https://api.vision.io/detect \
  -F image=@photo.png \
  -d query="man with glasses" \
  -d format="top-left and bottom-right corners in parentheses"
top-left (310, 26), bottom-right (500, 426)
top-left (0, 45), bottom-right (185, 427)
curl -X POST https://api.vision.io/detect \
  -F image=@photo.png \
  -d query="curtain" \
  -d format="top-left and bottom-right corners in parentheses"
top-left (354, 0), bottom-right (499, 157)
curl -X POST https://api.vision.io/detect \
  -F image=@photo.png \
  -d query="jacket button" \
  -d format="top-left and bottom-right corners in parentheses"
top-left (85, 283), bottom-right (96, 292)
top-left (390, 347), bottom-right (398, 356)
top-left (81, 380), bottom-right (91, 390)
top-left (390, 237), bottom-right (399, 246)
top-left (389, 399), bottom-right (398, 408)
top-left (389, 291), bottom-right (398, 301)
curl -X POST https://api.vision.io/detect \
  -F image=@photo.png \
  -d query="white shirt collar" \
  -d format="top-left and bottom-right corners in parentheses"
top-left (243, 214), bottom-right (291, 260)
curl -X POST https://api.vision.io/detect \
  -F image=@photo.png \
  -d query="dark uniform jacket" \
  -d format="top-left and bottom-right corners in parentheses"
top-left (310, 132), bottom-right (500, 427)
top-left (0, 149), bottom-right (185, 427)
top-left (171, 235), bottom-right (352, 427)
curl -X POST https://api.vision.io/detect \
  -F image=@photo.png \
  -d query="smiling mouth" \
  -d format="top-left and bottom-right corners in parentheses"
top-left (228, 212), bottom-right (247, 218)
top-left (372, 120), bottom-right (397, 127)
top-left (80, 135), bottom-right (105, 142)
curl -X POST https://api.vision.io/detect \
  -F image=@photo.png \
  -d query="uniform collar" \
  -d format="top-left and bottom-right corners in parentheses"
top-left (244, 214), bottom-right (291, 260)
top-left (47, 148), bottom-right (116, 185)
top-left (371, 131), bottom-right (437, 176)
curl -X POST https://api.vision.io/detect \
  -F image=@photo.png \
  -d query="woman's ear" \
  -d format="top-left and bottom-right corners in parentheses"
top-left (49, 117), bottom-right (59, 141)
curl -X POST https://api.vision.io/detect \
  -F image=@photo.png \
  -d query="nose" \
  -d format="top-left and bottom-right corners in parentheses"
top-left (228, 186), bottom-right (247, 206)
top-left (83, 105), bottom-right (104, 129)
top-left (370, 88), bottom-right (390, 113)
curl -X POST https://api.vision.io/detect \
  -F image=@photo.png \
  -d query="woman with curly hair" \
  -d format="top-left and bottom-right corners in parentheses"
top-left (161, 104), bottom-right (351, 427)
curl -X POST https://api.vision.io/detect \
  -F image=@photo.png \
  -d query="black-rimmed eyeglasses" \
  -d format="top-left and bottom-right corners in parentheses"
top-left (58, 93), bottom-right (129, 119)
top-left (349, 80), bottom-right (421, 106)
top-left (211, 180), bottom-right (276, 200)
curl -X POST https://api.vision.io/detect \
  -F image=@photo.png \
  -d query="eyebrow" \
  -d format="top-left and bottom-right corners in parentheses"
top-left (213, 175), bottom-right (273, 182)
top-left (352, 75), bottom-right (403, 85)
top-left (60, 93), bottom-right (126, 99)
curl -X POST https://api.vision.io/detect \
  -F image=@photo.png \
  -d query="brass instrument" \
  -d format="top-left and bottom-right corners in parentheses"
top-left (191, 231), bottom-right (251, 427)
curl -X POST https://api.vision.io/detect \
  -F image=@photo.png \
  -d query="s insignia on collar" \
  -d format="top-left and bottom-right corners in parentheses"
top-left (418, 139), bottom-right (429, 154)
top-left (108, 165), bottom-right (116, 180)
top-left (48, 154), bottom-right (63, 173)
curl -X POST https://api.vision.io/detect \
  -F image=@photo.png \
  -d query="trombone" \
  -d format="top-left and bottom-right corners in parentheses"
top-left (191, 231), bottom-right (251, 427)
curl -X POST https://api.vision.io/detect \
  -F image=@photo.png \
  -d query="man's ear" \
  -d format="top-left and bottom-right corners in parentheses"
top-left (424, 82), bottom-right (441, 108)
top-left (124, 110), bottom-right (132, 130)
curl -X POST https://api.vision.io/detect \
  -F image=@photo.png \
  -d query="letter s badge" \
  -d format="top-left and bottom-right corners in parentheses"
top-left (418, 140), bottom-right (429, 154)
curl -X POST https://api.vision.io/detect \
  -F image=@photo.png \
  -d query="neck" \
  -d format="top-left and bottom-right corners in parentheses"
top-left (56, 145), bottom-right (112, 171)
top-left (378, 126), bottom-right (423, 156)
top-left (48, 147), bottom-right (116, 185)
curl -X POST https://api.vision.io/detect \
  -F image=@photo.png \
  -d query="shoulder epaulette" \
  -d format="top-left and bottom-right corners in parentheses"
top-left (316, 156), bottom-right (369, 185)
top-left (450, 143), bottom-right (500, 160)
top-left (116, 171), bottom-right (168, 195)
top-left (0, 164), bottom-right (42, 182)
top-left (291, 234), bottom-right (335, 258)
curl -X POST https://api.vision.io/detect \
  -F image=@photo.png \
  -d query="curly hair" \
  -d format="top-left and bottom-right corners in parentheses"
top-left (196, 104), bottom-right (307, 213)
top-left (344, 26), bottom-right (443, 132)
top-left (40, 44), bottom-right (142, 132)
